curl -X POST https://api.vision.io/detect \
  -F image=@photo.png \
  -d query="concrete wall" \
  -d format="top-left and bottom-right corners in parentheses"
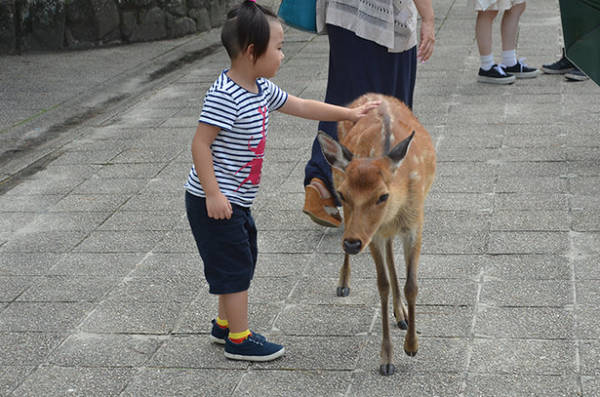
top-left (0, 0), bottom-right (238, 54)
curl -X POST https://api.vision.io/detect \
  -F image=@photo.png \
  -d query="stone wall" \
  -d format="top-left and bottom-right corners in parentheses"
top-left (0, 0), bottom-right (237, 54)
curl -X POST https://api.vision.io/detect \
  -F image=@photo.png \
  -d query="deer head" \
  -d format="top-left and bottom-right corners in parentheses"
top-left (318, 130), bottom-right (415, 255)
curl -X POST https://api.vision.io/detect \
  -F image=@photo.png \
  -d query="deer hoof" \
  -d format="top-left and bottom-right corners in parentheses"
top-left (336, 287), bottom-right (350, 297)
top-left (397, 320), bottom-right (408, 330)
top-left (404, 349), bottom-right (418, 357)
top-left (379, 363), bottom-right (396, 376)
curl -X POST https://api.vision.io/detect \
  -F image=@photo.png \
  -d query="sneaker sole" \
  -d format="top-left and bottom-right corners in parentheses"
top-left (477, 75), bottom-right (516, 85)
top-left (224, 347), bottom-right (285, 362)
top-left (565, 74), bottom-right (589, 81)
top-left (514, 70), bottom-right (539, 79)
top-left (541, 67), bottom-right (575, 75)
top-left (210, 335), bottom-right (226, 345)
top-left (302, 209), bottom-right (341, 228)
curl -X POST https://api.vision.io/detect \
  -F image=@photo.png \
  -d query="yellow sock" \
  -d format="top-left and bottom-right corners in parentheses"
top-left (228, 329), bottom-right (251, 343)
top-left (216, 317), bottom-right (229, 328)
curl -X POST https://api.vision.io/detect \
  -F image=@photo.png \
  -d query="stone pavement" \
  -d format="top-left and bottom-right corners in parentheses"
top-left (1, 0), bottom-right (600, 395)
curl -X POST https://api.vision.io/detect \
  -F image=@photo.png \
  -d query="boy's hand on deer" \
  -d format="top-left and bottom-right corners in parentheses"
top-left (206, 192), bottom-right (233, 220)
top-left (350, 100), bottom-right (382, 121)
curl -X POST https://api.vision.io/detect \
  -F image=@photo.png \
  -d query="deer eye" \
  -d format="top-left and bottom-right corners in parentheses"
top-left (337, 191), bottom-right (345, 202)
top-left (376, 194), bottom-right (389, 204)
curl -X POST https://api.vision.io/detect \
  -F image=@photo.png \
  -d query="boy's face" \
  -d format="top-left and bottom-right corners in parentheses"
top-left (255, 19), bottom-right (284, 78)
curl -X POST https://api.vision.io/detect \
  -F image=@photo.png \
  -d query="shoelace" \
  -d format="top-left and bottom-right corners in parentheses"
top-left (493, 64), bottom-right (508, 76)
top-left (499, 58), bottom-right (529, 73)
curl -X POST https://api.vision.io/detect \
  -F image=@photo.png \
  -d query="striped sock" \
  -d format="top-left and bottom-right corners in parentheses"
top-left (216, 317), bottom-right (229, 329)
top-left (228, 329), bottom-right (251, 344)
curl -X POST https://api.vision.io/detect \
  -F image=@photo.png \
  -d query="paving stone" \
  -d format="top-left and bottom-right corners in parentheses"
top-left (148, 334), bottom-right (248, 369)
top-left (480, 280), bottom-right (573, 307)
top-left (0, 253), bottom-right (63, 276)
top-left (49, 333), bottom-right (162, 367)
top-left (0, 194), bottom-right (63, 212)
top-left (97, 210), bottom-right (179, 232)
top-left (12, 366), bottom-right (132, 397)
top-left (47, 253), bottom-right (143, 276)
top-left (288, 277), bottom-right (380, 306)
top-left (469, 338), bottom-right (577, 375)
top-left (20, 212), bottom-right (109, 233)
top-left (490, 210), bottom-right (569, 231)
top-left (475, 306), bottom-right (574, 339)
top-left (130, 252), bottom-right (202, 278)
top-left (0, 302), bottom-right (94, 332)
top-left (121, 368), bottom-right (242, 396)
top-left (151, 230), bottom-right (197, 253)
top-left (576, 281), bottom-right (600, 306)
top-left (236, 369), bottom-right (352, 397)
top-left (0, 276), bottom-right (34, 301)
top-left (74, 230), bottom-right (165, 253)
top-left (277, 304), bottom-right (374, 336)
top-left (494, 193), bottom-right (569, 211)
top-left (352, 371), bottom-right (462, 396)
top-left (573, 256), bottom-right (600, 280)
top-left (0, 332), bottom-right (65, 366)
top-left (16, 276), bottom-right (117, 302)
top-left (72, 177), bottom-right (148, 195)
top-left (488, 232), bottom-right (569, 254)
top-left (484, 254), bottom-right (571, 280)
top-left (103, 276), bottom-right (201, 303)
top-left (0, 231), bottom-right (88, 253)
top-left (0, 366), bottom-right (35, 396)
top-left (80, 300), bottom-right (184, 334)
top-left (464, 374), bottom-right (581, 397)
top-left (49, 193), bottom-right (132, 212)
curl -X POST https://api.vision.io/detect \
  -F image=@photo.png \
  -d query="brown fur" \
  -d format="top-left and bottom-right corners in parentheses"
top-left (320, 93), bottom-right (435, 375)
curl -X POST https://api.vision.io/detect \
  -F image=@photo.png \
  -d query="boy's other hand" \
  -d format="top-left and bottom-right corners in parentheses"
top-left (206, 192), bottom-right (233, 219)
top-left (351, 100), bottom-right (382, 121)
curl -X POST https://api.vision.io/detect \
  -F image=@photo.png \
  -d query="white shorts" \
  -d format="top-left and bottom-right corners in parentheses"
top-left (469, 0), bottom-right (526, 11)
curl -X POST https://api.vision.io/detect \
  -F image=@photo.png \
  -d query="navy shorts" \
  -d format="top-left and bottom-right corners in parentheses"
top-left (185, 191), bottom-right (257, 295)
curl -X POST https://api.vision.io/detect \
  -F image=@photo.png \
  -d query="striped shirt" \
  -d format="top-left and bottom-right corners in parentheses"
top-left (185, 70), bottom-right (288, 207)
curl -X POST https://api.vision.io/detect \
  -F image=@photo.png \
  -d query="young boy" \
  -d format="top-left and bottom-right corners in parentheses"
top-left (185, 0), bottom-right (380, 362)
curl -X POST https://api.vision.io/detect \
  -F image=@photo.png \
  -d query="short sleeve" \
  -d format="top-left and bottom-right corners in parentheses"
top-left (198, 88), bottom-right (238, 131)
top-left (262, 79), bottom-right (288, 111)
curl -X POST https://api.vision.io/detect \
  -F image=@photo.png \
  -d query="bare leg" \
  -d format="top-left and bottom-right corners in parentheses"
top-left (219, 290), bottom-right (249, 333)
top-left (475, 10), bottom-right (499, 56)
top-left (501, 3), bottom-right (526, 51)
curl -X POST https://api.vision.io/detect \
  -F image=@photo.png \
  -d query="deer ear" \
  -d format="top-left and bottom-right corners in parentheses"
top-left (386, 130), bottom-right (415, 170)
top-left (317, 131), bottom-right (353, 171)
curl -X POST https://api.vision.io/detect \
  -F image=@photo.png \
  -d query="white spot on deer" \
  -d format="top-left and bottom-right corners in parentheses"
top-left (409, 171), bottom-right (420, 180)
top-left (412, 155), bottom-right (420, 164)
top-left (370, 148), bottom-right (376, 157)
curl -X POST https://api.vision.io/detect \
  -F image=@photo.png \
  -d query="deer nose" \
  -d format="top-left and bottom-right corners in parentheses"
top-left (343, 239), bottom-right (362, 255)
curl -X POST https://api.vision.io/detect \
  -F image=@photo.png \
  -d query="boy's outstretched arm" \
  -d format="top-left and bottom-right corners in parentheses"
top-left (279, 95), bottom-right (380, 122)
top-left (191, 122), bottom-right (232, 220)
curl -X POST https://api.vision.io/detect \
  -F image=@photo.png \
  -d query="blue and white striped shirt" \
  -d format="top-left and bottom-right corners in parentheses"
top-left (185, 70), bottom-right (288, 207)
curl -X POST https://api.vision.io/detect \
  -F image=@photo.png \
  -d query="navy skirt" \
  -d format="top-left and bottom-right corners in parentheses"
top-left (304, 24), bottom-right (417, 202)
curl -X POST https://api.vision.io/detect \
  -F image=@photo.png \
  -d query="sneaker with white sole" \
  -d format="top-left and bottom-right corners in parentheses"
top-left (565, 68), bottom-right (589, 81)
top-left (501, 58), bottom-right (538, 78)
top-left (224, 333), bottom-right (285, 362)
top-left (209, 320), bottom-right (266, 345)
top-left (542, 53), bottom-right (576, 74)
top-left (477, 64), bottom-right (516, 85)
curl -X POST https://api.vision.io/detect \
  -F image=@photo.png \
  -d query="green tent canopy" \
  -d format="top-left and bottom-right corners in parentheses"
top-left (559, 0), bottom-right (600, 86)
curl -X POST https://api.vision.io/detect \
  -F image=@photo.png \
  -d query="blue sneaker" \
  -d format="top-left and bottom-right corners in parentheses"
top-left (224, 333), bottom-right (285, 362)
top-left (210, 319), bottom-right (228, 344)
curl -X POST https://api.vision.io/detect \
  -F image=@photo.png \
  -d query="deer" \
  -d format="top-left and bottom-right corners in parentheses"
top-left (317, 93), bottom-right (436, 376)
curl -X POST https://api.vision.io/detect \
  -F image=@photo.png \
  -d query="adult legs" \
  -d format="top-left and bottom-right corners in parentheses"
top-left (500, 2), bottom-right (526, 51)
top-left (475, 10), bottom-right (498, 57)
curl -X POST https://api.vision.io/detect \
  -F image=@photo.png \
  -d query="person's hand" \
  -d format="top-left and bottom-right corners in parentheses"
top-left (350, 100), bottom-right (382, 121)
top-left (417, 19), bottom-right (435, 63)
top-left (206, 191), bottom-right (232, 220)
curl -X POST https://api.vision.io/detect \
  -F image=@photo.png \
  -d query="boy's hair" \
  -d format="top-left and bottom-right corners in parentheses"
top-left (221, 0), bottom-right (278, 61)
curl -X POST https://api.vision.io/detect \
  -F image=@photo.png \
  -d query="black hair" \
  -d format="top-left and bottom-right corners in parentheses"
top-left (221, 0), bottom-right (279, 61)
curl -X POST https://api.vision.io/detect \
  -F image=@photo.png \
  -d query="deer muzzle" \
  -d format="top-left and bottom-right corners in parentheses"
top-left (343, 238), bottom-right (362, 255)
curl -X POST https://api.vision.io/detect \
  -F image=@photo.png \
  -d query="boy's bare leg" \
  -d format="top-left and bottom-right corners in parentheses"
top-left (500, 3), bottom-right (526, 51)
top-left (475, 10), bottom-right (498, 56)
top-left (219, 290), bottom-right (249, 333)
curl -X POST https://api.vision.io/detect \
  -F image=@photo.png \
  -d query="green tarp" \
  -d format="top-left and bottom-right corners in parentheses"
top-left (559, 0), bottom-right (600, 86)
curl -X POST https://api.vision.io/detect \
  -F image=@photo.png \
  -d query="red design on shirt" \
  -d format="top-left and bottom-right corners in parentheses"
top-left (234, 105), bottom-right (267, 191)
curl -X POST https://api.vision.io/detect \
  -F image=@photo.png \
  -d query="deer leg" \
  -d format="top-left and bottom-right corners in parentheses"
top-left (402, 227), bottom-right (422, 357)
top-left (385, 239), bottom-right (408, 330)
top-left (336, 253), bottom-right (351, 297)
top-left (370, 238), bottom-right (394, 376)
